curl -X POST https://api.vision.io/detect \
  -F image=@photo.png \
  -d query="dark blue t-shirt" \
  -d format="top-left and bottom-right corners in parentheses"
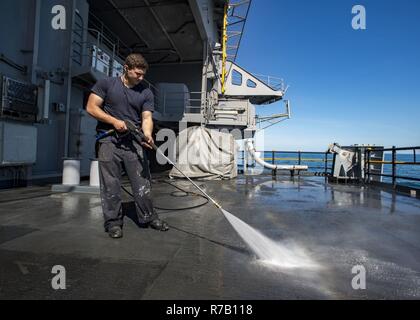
top-left (91, 76), bottom-right (154, 131)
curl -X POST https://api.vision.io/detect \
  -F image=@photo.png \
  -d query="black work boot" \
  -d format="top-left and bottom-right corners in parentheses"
top-left (108, 226), bottom-right (123, 239)
top-left (149, 219), bottom-right (169, 231)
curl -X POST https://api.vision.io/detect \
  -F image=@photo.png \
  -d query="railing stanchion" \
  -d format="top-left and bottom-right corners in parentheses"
top-left (324, 152), bottom-right (328, 177)
top-left (298, 151), bottom-right (302, 176)
top-left (392, 146), bottom-right (397, 189)
top-left (272, 151), bottom-right (275, 177)
top-left (363, 149), bottom-right (367, 183)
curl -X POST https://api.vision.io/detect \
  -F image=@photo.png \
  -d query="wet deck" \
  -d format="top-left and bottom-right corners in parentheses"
top-left (1, 175), bottom-right (420, 299)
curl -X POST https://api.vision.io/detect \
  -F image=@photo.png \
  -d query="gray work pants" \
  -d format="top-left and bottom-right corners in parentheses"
top-left (98, 135), bottom-right (158, 231)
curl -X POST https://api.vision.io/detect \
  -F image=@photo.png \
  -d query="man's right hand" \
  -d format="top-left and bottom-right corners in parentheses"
top-left (113, 119), bottom-right (128, 133)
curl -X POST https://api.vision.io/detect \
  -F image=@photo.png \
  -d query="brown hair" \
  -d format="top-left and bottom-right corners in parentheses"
top-left (124, 53), bottom-right (149, 71)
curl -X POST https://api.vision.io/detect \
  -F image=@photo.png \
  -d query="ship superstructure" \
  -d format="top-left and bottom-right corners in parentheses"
top-left (0, 0), bottom-right (287, 186)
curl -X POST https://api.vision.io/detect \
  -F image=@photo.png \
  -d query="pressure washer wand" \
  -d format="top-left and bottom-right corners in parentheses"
top-left (124, 120), bottom-right (222, 209)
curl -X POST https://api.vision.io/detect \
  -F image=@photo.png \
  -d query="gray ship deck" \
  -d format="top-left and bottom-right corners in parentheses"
top-left (1, 174), bottom-right (420, 300)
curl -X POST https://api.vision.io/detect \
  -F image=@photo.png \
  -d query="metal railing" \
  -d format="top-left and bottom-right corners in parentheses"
top-left (72, 23), bottom-right (159, 96)
top-left (239, 150), bottom-right (334, 176)
top-left (251, 74), bottom-right (287, 92)
top-left (87, 12), bottom-right (131, 62)
top-left (236, 147), bottom-right (420, 194)
top-left (72, 27), bottom-right (123, 74)
top-left (154, 91), bottom-right (252, 123)
top-left (155, 91), bottom-right (207, 116)
top-left (72, 12), bottom-right (131, 78)
top-left (365, 146), bottom-right (420, 189)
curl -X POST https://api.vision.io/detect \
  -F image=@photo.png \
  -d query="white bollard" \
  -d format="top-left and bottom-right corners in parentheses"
top-left (62, 159), bottom-right (81, 186)
top-left (89, 159), bottom-right (100, 187)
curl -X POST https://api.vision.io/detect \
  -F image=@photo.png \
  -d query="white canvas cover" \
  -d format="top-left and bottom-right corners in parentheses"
top-left (169, 126), bottom-right (238, 180)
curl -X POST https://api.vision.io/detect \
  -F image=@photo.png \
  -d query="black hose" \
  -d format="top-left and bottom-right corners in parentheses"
top-left (121, 179), bottom-right (209, 211)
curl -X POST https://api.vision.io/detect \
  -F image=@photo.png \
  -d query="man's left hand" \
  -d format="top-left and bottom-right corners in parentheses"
top-left (141, 133), bottom-right (154, 149)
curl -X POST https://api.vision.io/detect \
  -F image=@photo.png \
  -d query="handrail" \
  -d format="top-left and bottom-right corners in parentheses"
top-left (365, 146), bottom-right (420, 189)
top-left (87, 12), bottom-right (131, 60)
top-left (239, 150), bottom-right (333, 176)
top-left (380, 146), bottom-right (420, 152)
top-left (156, 91), bottom-right (208, 115)
top-left (72, 33), bottom-right (159, 94)
top-left (238, 147), bottom-right (420, 189)
top-left (251, 73), bottom-right (286, 92)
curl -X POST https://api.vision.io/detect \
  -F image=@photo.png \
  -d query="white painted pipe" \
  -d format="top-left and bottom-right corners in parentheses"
top-left (245, 140), bottom-right (308, 171)
top-left (62, 159), bottom-right (80, 186)
top-left (89, 160), bottom-right (100, 187)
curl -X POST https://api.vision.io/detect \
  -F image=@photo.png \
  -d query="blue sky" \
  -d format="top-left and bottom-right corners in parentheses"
top-left (236, 0), bottom-right (420, 151)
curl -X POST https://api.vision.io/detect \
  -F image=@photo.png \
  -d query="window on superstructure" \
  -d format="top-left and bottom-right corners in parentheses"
top-left (232, 70), bottom-right (242, 86)
top-left (247, 79), bottom-right (257, 88)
